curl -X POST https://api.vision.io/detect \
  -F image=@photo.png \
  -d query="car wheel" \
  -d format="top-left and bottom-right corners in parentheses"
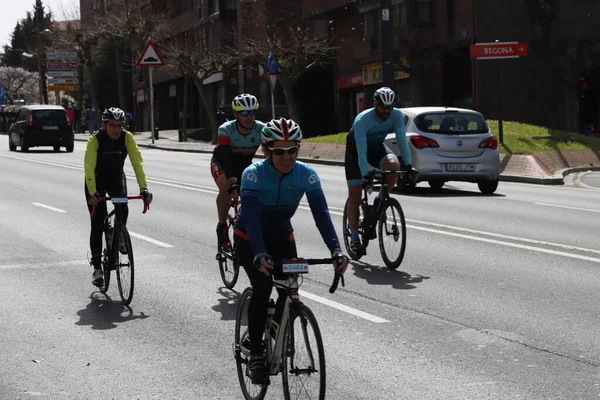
top-left (478, 179), bottom-right (499, 194)
top-left (428, 180), bottom-right (444, 191)
top-left (9, 138), bottom-right (16, 151)
top-left (65, 143), bottom-right (74, 153)
top-left (53, 145), bottom-right (61, 152)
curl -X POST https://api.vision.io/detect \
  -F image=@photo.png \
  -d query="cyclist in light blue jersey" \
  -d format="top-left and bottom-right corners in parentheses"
top-left (234, 117), bottom-right (349, 385)
top-left (211, 93), bottom-right (266, 250)
top-left (344, 87), bottom-right (418, 255)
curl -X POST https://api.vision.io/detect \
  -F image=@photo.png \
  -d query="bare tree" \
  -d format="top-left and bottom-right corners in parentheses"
top-left (243, 12), bottom-right (335, 123)
top-left (0, 66), bottom-right (40, 104)
top-left (161, 32), bottom-right (238, 143)
top-left (84, 0), bottom-right (171, 115)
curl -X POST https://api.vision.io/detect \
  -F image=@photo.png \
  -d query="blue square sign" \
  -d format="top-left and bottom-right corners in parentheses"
top-left (0, 85), bottom-right (5, 103)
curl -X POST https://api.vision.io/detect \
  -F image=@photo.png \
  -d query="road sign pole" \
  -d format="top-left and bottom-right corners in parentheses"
top-left (271, 90), bottom-right (275, 119)
top-left (150, 67), bottom-right (155, 145)
top-left (496, 61), bottom-right (503, 144)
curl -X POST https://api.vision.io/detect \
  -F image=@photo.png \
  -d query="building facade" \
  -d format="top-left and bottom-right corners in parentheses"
top-left (302, 0), bottom-right (600, 133)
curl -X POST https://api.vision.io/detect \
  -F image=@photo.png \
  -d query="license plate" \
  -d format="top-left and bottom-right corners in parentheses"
top-left (445, 163), bottom-right (475, 172)
top-left (282, 260), bottom-right (309, 274)
top-left (42, 126), bottom-right (59, 130)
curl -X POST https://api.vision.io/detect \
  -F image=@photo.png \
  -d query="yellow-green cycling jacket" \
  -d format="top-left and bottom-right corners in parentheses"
top-left (84, 130), bottom-right (147, 193)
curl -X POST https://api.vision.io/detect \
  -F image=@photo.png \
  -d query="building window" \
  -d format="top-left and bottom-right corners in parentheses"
top-left (416, 0), bottom-right (433, 26)
top-left (209, 0), bottom-right (219, 15)
top-left (447, 0), bottom-right (455, 37)
top-left (92, 0), bottom-right (101, 10)
top-left (393, 0), bottom-right (408, 27)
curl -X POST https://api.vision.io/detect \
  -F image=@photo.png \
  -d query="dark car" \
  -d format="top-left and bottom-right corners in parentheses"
top-left (8, 105), bottom-right (74, 152)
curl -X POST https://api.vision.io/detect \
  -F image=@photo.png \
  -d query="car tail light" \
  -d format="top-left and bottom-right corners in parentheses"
top-left (27, 111), bottom-right (33, 127)
top-left (479, 136), bottom-right (498, 150)
top-left (410, 135), bottom-right (439, 149)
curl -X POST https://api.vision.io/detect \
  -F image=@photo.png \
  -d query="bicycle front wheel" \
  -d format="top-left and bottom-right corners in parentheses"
top-left (218, 248), bottom-right (239, 289)
top-left (282, 304), bottom-right (326, 400)
top-left (115, 226), bottom-right (135, 305)
top-left (378, 197), bottom-right (406, 270)
top-left (235, 288), bottom-right (268, 400)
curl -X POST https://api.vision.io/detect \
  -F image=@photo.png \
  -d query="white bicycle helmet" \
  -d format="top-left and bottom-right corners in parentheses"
top-left (373, 87), bottom-right (396, 106)
top-left (101, 107), bottom-right (126, 122)
top-left (232, 93), bottom-right (259, 112)
top-left (261, 118), bottom-right (302, 143)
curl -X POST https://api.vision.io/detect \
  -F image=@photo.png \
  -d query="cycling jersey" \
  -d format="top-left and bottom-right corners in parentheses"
top-left (235, 159), bottom-right (341, 256)
top-left (84, 130), bottom-right (147, 193)
top-left (212, 120), bottom-right (266, 179)
top-left (349, 108), bottom-right (412, 177)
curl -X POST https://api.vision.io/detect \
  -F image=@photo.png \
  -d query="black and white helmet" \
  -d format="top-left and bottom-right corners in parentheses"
top-left (101, 107), bottom-right (126, 122)
top-left (373, 87), bottom-right (396, 106)
top-left (232, 93), bottom-right (259, 112)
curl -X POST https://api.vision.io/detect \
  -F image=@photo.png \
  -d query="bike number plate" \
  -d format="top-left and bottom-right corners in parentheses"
top-left (111, 197), bottom-right (129, 204)
top-left (282, 261), bottom-right (309, 274)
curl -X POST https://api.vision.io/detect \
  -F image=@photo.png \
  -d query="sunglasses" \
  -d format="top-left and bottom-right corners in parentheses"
top-left (268, 146), bottom-right (299, 156)
top-left (377, 103), bottom-right (393, 111)
top-left (107, 122), bottom-right (123, 128)
top-left (238, 110), bottom-right (256, 117)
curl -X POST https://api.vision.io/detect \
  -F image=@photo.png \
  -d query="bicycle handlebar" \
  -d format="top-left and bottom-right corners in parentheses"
top-left (272, 258), bottom-right (346, 294)
top-left (90, 195), bottom-right (149, 217)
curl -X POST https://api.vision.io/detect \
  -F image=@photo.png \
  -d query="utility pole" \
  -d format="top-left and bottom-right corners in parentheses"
top-left (381, 0), bottom-right (395, 89)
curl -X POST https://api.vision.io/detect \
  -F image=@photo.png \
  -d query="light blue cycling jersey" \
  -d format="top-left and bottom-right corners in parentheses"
top-left (349, 108), bottom-right (412, 177)
top-left (216, 119), bottom-right (265, 155)
top-left (235, 159), bottom-right (341, 256)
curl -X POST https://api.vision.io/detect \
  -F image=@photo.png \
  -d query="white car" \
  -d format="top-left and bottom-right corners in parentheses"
top-left (384, 107), bottom-right (501, 194)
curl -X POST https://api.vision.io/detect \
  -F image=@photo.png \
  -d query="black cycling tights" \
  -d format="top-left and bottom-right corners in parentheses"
top-left (235, 231), bottom-right (297, 355)
top-left (84, 173), bottom-right (129, 268)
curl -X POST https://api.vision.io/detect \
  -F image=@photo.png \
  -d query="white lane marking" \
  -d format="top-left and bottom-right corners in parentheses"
top-left (0, 260), bottom-right (82, 270)
top-left (534, 202), bottom-right (600, 214)
top-left (299, 290), bottom-right (390, 323)
top-left (128, 231), bottom-right (174, 248)
top-left (411, 225), bottom-right (600, 264)
top-left (32, 203), bottom-right (66, 213)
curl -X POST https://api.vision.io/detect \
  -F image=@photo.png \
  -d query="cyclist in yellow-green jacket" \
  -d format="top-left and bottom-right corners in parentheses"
top-left (84, 107), bottom-right (153, 287)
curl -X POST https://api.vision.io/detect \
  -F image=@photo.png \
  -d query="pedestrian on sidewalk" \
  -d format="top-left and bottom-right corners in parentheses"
top-left (216, 105), bottom-right (228, 127)
top-left (86, 105), bottom-right (96, 134)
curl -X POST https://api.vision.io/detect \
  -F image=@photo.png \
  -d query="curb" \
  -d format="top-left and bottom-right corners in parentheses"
top-left (69, 136), bottom-right (595, 185)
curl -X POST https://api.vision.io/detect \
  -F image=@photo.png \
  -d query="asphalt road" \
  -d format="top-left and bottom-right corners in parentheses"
top-left (1, 137), bottom-right (600, 400)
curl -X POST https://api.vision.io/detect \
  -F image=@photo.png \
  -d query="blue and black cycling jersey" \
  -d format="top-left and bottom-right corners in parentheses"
top-left (349, 107), bottom-right (412, 177)
top-left (235, 159), bottom-right (341, 256)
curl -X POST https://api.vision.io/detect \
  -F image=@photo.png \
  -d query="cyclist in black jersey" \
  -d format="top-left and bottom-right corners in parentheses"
top-left (84, 107), bottom-right (153, 287)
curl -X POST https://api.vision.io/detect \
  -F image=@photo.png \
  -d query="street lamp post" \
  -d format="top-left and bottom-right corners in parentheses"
top-left (381, 0), bottom-right (395, 89)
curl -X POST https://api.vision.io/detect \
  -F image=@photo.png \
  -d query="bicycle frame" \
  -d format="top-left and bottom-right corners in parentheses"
top-left (361, 170), bottom-right (405, 240)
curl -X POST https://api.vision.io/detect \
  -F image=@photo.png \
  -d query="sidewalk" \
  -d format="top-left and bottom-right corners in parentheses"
top-left (74, 130), bottom-right (600, 185)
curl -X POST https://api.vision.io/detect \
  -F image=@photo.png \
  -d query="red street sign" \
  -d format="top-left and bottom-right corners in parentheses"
top-left (267, 72), bottom-right (278, 93)
top-left (470, 42), bottom-right (528, 59)
top-left (338, 72), bottom-right (363, 89)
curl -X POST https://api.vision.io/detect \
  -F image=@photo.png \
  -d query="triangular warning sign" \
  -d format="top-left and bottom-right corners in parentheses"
top-left (136, 40), bottom-right (165, 67)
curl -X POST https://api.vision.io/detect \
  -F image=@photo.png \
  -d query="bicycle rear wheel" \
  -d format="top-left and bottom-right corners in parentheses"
top-left (342, 199), bottom-right (366, 261)
top-left (115, 226), bottom-right (135, 305)
top-left (282, 304), bottom-right (326, 400)
top-left (218, 248), bottom-right (239, 289)
top-left (235, 288), bottom-right (268, 400)
top-left (378, 197), bottom-right (406, 270)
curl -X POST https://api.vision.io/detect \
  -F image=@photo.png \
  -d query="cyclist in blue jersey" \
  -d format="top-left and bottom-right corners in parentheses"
top-left (345, 87), bottom-right (418, 255)
top-left (211, 93), bottom-right (266, 249)
top-left (234, 117), bottom-right (349, 385)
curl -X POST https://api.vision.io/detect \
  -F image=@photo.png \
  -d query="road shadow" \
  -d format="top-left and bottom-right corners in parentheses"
top-left (349, 260), bottom-right (429, 290)
top-left (75, 292), bottom-right (149, 330)
top-left (211, 287), bottom-right (240, 321)
top-left (393, 186), bottom-right (505, 198)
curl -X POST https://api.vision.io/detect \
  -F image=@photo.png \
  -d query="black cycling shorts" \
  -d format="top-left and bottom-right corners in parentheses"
top-left (344, 134), bottom-right (396, 186)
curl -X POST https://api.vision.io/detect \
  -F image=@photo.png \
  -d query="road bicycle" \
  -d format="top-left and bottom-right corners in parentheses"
top-left (233, 258), bottom-right (344, 400)
top-left (216, 196), bottom-right (240, 289)
top-left (91, 196), bottom-right (148, 306)
top-left (342, 170), bottom-right (407, 270)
